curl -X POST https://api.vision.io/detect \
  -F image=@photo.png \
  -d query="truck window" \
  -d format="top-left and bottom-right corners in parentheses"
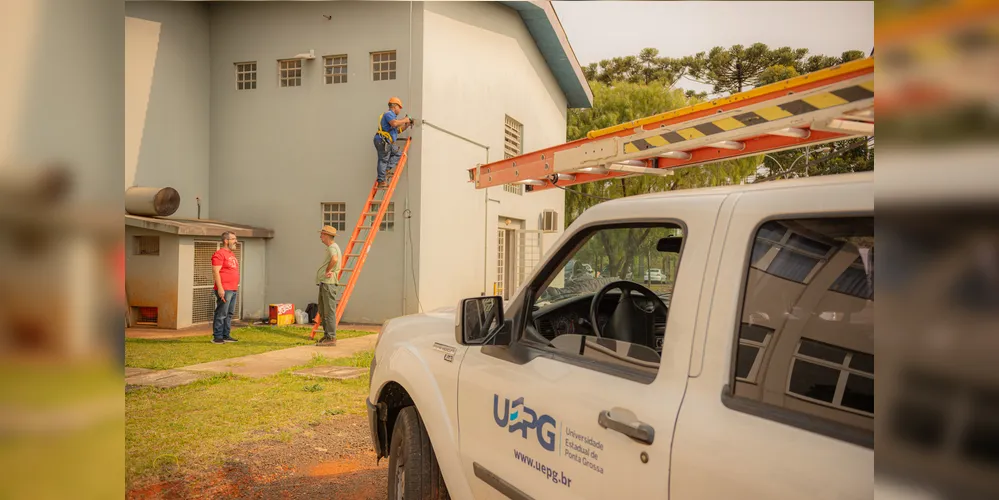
top-left (525, 223), bottom-right (684, 382)
top-left (731, 217), bottom-right (874, 438)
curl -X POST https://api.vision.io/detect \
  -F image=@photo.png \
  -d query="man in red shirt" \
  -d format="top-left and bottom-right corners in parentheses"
top-left (211, 231), bottom-right (240, 344)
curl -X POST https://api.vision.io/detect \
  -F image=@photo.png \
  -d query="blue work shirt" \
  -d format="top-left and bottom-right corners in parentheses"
top-left (379, 110), bottom-right (400, 143)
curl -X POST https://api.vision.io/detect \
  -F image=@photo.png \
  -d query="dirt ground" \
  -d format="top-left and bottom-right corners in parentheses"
top-left (127, 414), bottom-right (388, 499)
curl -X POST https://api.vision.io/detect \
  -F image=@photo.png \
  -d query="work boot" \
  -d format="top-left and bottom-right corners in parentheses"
top-left (316, 337), bottom-right (337, 347)
top-left (376, 181), bottom-right (388, 189)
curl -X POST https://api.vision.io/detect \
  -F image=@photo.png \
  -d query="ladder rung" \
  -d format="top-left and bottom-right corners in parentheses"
top-left (358, 226), bottom-right (374, 230)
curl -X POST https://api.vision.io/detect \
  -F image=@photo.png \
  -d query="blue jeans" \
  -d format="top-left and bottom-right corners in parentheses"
top-left (374, 135), bottom-right (402, 183)
top-left (213, 290), bottom-right (237, 340)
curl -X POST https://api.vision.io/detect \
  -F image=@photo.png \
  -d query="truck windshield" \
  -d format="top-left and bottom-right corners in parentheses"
top-left (536, 226), bottom-right (681, 308)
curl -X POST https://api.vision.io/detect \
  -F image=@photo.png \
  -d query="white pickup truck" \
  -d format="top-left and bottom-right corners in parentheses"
top-left (367, 172), bottom-right (874, 500)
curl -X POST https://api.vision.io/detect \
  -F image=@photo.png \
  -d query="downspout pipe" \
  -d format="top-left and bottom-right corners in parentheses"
top-left (419, 120), bottom-right (492, 295)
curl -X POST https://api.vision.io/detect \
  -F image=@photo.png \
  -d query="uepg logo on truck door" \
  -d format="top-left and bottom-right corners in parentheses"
top-left (493, 394), bottom-right (557, 452)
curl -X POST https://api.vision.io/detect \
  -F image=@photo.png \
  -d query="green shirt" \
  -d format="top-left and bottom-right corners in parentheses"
top-left (316, 242), bottom-right (342, 285)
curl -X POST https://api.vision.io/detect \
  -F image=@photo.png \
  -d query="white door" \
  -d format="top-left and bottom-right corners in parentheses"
top-left (670, 180), bottom-right (875, 499)
top-left (457, 198), bottom-right (723, 499)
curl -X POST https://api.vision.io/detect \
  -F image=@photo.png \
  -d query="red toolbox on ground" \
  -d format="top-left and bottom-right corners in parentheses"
top-left (269, 303), bottom-right (295, 326)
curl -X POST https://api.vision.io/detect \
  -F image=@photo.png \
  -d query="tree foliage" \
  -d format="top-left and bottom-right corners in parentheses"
top-left (683, 43), bottom-right (808, 94)
top-left (583, 45), bottom-right (870, 96)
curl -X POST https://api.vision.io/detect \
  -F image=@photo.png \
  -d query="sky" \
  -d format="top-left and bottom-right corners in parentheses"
top-left (552, 1), bottom-right (874, 93)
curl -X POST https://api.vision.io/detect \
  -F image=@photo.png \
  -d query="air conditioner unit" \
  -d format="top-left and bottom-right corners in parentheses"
top-left (540, 209), bottom-right (559, 233)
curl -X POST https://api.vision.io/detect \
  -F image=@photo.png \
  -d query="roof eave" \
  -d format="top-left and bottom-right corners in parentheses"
top-left (125, 214), bottom-right (275, 239)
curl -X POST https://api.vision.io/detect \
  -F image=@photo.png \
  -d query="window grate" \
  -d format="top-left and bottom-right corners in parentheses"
top-left (235, 61), bottom-right (257, 90)
top-left (370, 202), bottom-right (395, 231)
top-left (134, 235), bottom-right (160, 256)
top-left (371, 51), bottom-right (397, 81)
top-left (496, 229), bottom-right (506, 298)
top-left (324, 55), bottom-right (347, 84)
top-left (322, 202), bottom-right (347, 232)
top-left (135, 307), bottom-right (158, 326)
top-left (192, 241), bottom-right (243, 324)
top-left (503, 116), bottom-right (524, 195)
top-left (279, 59), bottom-right (302, 87)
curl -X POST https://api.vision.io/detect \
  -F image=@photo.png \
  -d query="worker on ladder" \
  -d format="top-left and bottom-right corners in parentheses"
top-left (374, 97), bottom-right (414, 188)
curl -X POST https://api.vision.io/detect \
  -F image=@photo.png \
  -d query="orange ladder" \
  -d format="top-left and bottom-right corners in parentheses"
top-left (312, 137), bottom-right (412, 337)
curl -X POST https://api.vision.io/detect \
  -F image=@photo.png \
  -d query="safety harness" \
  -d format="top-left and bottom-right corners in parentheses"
top-left (376, 112), bottom-right (400, 144)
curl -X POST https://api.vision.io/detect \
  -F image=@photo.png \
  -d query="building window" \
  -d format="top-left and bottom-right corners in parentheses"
top-left (235, 62), bottom-right (257, 90)
top-left (731, 216), bottom-right (875, 441)
top-left (787, 339), bottom-right (874, 416)
top-left (503, 115), bottom-right (524, 195)
top-left (540, 209), bottom-right (559, 232)
top-left (322, 202), bottom-right (346, 232)
top-left (750, 221), bottom-right (836, 284)
top-left (133, 235), bottom-right (160, 256)
top-left (370, 201), bottom-right (395, 231)
top-left (371, 51), bottom-right (396, 81)
top-left (829, 254), bottom-right (874, 300)
top-left (324, 54), bottom-right (348, 84)
top-left (279, 59), bottom-right (303, 87)
top-left (735, 324), bottom-right (773, 383)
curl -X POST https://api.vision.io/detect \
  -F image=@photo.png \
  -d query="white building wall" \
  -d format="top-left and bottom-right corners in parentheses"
top-left (125, 2), bottom-right (211, 219)
top-left (208, 1), bottom-right (423, 323)
top-left (125, 228), bottom-right (181, 329)
top-left (420, 2), bottom-right (567, 309)
top-left (2, 0), bottom-right (122, 206)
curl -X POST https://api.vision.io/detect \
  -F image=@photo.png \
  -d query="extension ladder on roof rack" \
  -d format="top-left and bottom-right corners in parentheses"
top-left (468, 57), bottom-right (875, 191)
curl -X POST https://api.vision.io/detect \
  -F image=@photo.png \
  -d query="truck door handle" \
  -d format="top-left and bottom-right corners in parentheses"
top-left (598, 409), bottom-right (655, 445)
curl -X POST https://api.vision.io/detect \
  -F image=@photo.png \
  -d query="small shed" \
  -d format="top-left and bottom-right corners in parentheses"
top-left (125, 215), bottom-right (274, 329)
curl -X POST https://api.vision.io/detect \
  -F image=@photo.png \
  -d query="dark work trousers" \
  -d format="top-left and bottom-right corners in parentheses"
top-left (213, 290), bottom-right (238, 341)
top-left (318, 283), bottom-right (340, 341)
top-left (373, 135), bottom-right (402, 183)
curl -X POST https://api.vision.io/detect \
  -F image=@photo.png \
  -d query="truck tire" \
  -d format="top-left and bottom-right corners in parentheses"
top-left (387, 406), bottom-right (449, 500)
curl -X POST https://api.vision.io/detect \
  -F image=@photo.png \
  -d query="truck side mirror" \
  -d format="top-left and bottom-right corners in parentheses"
top-left (455, 296), bottom-right (505, 345)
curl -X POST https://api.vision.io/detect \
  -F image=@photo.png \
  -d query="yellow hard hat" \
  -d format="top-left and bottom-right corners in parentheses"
top-left (388, 97), bottom-right (403, 108)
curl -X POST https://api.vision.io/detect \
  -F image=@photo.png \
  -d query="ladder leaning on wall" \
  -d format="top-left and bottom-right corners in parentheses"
top-left (311, 137), bottom-right (412, 337)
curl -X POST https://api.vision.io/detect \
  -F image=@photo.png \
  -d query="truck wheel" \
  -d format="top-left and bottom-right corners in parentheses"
top-left (387, 406), bottom-right (449, 500)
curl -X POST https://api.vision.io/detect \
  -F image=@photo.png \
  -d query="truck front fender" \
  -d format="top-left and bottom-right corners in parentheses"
top-left (371, 342), bottom-right (472, 499)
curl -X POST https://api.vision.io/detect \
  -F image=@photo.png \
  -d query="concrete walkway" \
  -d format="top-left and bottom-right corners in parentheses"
top-left (125, 334), bottom-right (378, 389)
top-left (182, 335), bottom-right (378, 378)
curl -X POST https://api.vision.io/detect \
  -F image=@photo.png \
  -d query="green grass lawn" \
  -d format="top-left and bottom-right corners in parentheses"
top-left (125, 326), bottom-right (376, 370)
top-left (126, 350), bottom-right (375, 488)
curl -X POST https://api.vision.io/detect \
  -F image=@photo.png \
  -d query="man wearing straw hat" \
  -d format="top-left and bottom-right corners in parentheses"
top-left (316, 225), bottom-right (342, 346)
